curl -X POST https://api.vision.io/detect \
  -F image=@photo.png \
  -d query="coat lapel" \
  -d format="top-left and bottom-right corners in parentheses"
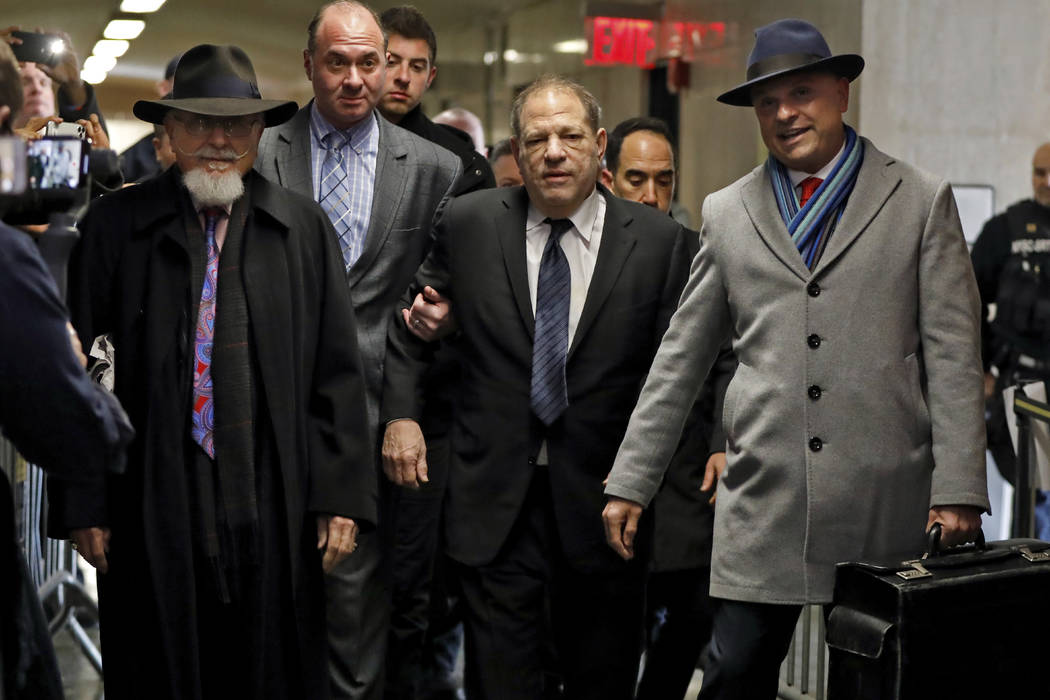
top-left (567, 191), bottom-right (635, 359)
top-left (348, 115), bottom-right (407, 288)
top-left (272, 106), bottom-right (313, 199)
top-left (812, 140), bottom-right (900, 276)
top-left (495, 187), bottom-right (534, 338)
top-left (740, 167), bottom-right (812, 282)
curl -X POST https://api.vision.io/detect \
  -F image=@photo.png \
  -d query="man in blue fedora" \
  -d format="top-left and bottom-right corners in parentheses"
top-left (603, 18), bottom-right (989, 698)
top-left (47, 43), bottom-right (375, 698)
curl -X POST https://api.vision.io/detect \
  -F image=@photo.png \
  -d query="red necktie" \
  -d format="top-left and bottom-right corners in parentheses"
top-left (798, 176), bottom-right (823, 208)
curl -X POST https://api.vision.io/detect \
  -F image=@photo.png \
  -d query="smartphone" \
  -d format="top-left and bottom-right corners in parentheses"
top-left (10, 31), bottom-right (64, 68)
top-left (41, 122), bottom-right (86, 139)
top-left (26, 136), bottom-right (87, 191)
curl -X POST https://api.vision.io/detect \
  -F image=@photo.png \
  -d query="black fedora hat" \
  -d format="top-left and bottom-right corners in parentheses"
top-left (134, 44), bottom-right (297, 126)
top-left (717, 19), bottom-right (864, 107)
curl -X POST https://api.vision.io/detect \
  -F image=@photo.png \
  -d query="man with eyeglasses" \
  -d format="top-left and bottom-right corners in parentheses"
top-left (47, 43), bottom-right (375, 699)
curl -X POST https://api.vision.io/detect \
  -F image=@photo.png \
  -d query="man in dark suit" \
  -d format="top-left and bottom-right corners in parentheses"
top-left (254, 3), bottom-right (459, 697)
top-left (378, 5), bottom-right (493, 195)
top-left (381, 75), bottom-right (695, 699)
top-left (47, 44), bottom-right (374, 699)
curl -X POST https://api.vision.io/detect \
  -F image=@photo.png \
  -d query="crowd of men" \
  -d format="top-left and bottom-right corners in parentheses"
top-left (1, 5), bottom-right (993, 700)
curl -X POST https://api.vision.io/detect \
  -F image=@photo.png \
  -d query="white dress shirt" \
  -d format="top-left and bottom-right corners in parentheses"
top-left (787, 140), bottom-right (846, 195)
top-left (524, 188), bottom-right (607, 344)
top-left (524, 188), bottom-right (607, 464)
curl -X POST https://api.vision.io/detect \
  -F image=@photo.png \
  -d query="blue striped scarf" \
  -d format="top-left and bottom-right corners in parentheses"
top-left (767, 126), bottom-right (864, 269)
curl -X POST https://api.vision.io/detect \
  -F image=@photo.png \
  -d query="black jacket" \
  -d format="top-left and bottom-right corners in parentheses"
top-left (396, 105), bottom-right (494, 195)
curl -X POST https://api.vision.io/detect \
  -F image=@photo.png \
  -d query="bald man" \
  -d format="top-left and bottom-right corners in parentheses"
top-left (971, 142), bottom-right (1050, 538)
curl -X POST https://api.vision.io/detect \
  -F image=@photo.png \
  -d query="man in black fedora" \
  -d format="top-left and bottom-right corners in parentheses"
top-left (603, 18), bottom-right (988, 698)
top-left (47, 43), bottom-right (376, 699)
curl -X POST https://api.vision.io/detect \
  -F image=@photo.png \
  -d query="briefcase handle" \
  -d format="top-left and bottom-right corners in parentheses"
top-left (925, 522), bottom-right (986, 558)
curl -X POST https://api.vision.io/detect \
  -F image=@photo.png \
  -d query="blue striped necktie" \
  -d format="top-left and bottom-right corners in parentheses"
top-left (320, 131), bottom-right (355, 268)
top-left (531, 218), bottom-right (573, 425)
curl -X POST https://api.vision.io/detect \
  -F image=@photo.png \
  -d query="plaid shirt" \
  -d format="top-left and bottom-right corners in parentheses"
top-left (308, 104), bottom-right (379, 267)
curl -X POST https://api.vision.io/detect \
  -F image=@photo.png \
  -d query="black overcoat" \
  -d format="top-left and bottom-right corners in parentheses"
top-left (48, 167), bottom-right (376, 698)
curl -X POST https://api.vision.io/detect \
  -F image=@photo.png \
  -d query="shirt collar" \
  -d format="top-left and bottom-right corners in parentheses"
top-left (787, 139), bottom-right (846, 188)
top-left (309, 102), bottom-right (378, 155)
top-left (526, 187), bottom-right (602, 244)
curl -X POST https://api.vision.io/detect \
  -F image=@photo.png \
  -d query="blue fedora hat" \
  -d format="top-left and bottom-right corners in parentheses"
top-left (717, 18), bottom-right (864, 107)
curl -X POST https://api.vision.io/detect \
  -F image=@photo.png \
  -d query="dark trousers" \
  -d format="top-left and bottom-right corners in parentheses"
top-left (386, 436), bottom-right (455, 699)
top-left (635, 567), bottom-right (716, 700)
top-left (697, 600), bottom-right (802, 700)
top-left (458, 467), bottom-right (646, 700)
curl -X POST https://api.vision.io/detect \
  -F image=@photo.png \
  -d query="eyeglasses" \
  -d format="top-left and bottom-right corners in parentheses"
top-left (174, 114), bottom-right (261, 138)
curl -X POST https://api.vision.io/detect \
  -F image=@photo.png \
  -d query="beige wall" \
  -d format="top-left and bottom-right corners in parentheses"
top-left (860, 0), bottom-right (1050, 212)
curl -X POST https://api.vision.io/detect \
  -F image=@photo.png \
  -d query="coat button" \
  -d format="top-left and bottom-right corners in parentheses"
top-left (528, 456), bottom-right (536, 465)
top-left (807, 282), bottom-right (821, 297)
top-left (808, 385), bottom-right (822, 400)
top-left (807, 334), bottom-right (821, 349)
top-left (809, 437), bottom-right (823, 452)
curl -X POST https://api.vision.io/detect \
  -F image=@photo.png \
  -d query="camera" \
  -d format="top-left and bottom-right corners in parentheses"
top-left (10, 31), bottom-right (64, 68)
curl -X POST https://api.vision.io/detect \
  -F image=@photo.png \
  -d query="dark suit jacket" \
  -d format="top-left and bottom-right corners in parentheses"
top-left (396, 105), bottom-right (494, 195)
top-left (255, 103), bottom-right (460, 433)
top-left (382, 185), bottom-right (695, 573)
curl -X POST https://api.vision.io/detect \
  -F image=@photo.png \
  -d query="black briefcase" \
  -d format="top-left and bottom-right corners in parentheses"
top-left (826, 530), bottom-right (1050, 699)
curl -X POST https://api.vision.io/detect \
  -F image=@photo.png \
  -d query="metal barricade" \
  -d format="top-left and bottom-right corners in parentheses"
top-left (0, 437), bottom-right (103, 676)
top-left (1011, 388), bottom-right (1050, 538)
top-left (779, 604), bottom-right (827, 700)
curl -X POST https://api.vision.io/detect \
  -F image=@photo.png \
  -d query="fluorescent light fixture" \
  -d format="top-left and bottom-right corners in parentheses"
top-left (553, 39), bottom-right (588, 54)
top-left (81, 67), bottom-right (108, 84)
top-left (503, 49), bottom-right (520, 62)
top-left (84, 55), bottom-right (117, 73)
top-left (92, 39), bottom-right (130, 58)
top-left (120, 0), bottom-right (167, 11)
top-left (483, 51), bottom-right (498, 65)
top-left (103, 19), bottom-right (146, 40)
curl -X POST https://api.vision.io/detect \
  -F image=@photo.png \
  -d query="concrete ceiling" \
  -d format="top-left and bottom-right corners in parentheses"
top-left (7, 0), bottom-right (545, 119)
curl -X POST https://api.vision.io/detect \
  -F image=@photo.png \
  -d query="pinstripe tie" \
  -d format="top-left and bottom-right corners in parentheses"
top-left (531, 218), bottom-right (573, 426)
top-left (320, 131), bottom-right (355, 268)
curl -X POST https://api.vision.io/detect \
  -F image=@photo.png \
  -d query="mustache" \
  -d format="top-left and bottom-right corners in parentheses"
top-left (174, 144), bottom-right (251, 161)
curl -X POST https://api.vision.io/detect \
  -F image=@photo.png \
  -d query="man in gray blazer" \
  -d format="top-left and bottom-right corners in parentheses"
top-left (603, 19), bottom-right (989, 700)
top-left (255, 2), bottom-right (459, 698)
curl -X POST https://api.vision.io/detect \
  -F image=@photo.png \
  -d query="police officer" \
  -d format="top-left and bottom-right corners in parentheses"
top-left (972, 141), bottom-right (1050, 538)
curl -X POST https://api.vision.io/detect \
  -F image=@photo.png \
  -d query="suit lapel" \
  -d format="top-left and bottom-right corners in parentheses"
top-left (496, 187), bottom-right (534, 338)
top-left (812, 140), bottom-right (899, 276)
top-left (273, 106), bottom-right (313, 198)
top-left (567, 191), bottom-right (636, 360)
top-left (741, 167), bottom-right (812, 282)
top-left (348, 115), bottom-right (407, 288)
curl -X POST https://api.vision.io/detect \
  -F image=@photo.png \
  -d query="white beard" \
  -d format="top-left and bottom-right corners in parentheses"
top-left (182, 167), bottom-right (245, 207)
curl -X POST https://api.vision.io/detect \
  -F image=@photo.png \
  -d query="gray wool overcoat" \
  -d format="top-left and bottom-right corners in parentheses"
top-left (605, 138), bottom-right (990, 604)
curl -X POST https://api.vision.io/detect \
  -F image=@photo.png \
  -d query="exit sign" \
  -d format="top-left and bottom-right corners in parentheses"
top-left (584, 16), bottom-right (727, 68)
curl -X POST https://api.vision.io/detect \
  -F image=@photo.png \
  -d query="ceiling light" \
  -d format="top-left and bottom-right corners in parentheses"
top-left (80, 67), bottom-right (108, 84)
top-left (84, 55), bottom-right (117, 73)
top-left (120, 0), bottom-right (167, 11)
top-left (483, 51), bottom-right (498, 65)
top-left (92, 40), bottom-right (130, 58)
top-left (103, 19), bottom-right (146, 40)
top-left (553, 39), bottom-right (588, 54)
top-left (503, 49), bottom-right (520, 62)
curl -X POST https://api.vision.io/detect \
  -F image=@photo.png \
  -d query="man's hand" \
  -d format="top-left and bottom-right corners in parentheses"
top-left (927, 505), bottom-right (983, 549)
top-left (316, 515), bottom-right (359, 573)
top-left (402, 285), bottom-right (455, 341)
top-left (71, 526), bottom-right (111, 574)
top-left (382, 419), bottom-right (428, 488)
top-left (13, 115), bottom-right (59, 141)
top-left (602, 496), bottom-right (644, 560)
top-left (700, 452), bottom-right (726, 505)
top-left (78, 114), bottom-right (109, 150)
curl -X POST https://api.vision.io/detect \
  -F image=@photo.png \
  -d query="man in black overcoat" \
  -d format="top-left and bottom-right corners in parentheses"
top-left (47, 44), bottom-right (376, 699)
